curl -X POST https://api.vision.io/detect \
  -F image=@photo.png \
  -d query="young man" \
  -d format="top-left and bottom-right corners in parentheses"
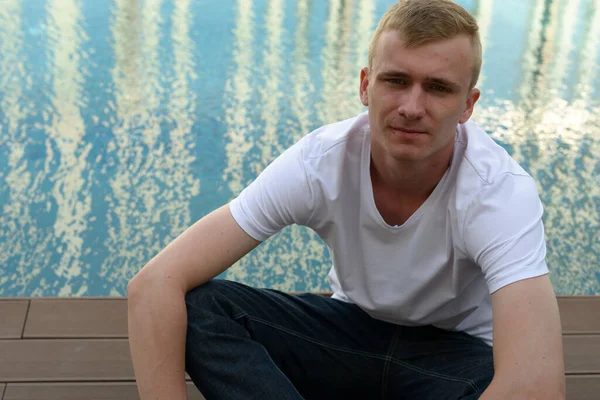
top-left (127, 1), bottom-right (566, 399)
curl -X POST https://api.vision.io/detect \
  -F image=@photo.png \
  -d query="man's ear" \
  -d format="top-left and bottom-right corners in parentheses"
top-left (459, 88), bottom-right (481, 124)
top-left (360, 67), bottom-right (370, 106)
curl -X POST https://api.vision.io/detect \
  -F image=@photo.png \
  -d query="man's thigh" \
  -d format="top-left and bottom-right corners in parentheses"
top-left (185, 280), bottom-right (397, 398)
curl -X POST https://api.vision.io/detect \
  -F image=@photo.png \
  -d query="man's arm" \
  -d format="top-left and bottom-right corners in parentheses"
top-left (126, 204), bottom-right (261, 400)
top-left (480, 274), bottom-right (566, 399)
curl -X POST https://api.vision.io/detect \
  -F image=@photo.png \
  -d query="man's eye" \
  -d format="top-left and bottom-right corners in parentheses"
top-left (387, 79), bottom-right (407, 85)
top-left (431, 84), bottom-right (451, 92)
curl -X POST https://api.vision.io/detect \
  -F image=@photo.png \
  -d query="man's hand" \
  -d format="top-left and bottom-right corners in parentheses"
top-left (480, 274), bottom-right (566, 399)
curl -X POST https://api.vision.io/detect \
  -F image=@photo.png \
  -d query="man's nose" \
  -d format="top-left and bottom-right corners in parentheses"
top-left (397, 86), bottom-right (425, 120)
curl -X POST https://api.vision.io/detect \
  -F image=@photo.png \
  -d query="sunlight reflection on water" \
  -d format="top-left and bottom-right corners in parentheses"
top-left (0, 0), bottom-right (598, 296)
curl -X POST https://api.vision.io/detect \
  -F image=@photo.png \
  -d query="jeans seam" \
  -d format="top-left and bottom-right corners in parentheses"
top-left (388, 358), bottom-right (479, 392)
top-left (381, 329), bottom-right (399, 400)
top-left (232, 311), bottom-right (248, 320)
top-left (243, 315), bottom-right (480, 391)
top-left (244, 315), bottom-right (384, 357)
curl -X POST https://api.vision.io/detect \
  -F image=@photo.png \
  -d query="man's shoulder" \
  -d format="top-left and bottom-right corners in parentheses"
top-left (455, 120), bottom-right (531, 187)
top-left (300, 112), bottom-right (369, 160)
top-left (450, 121), bottom-right (544, 257)
top-left (450, 119), bottom-right (538, 216)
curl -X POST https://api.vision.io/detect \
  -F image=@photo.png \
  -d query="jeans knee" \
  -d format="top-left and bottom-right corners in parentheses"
top-left (185, 280), bottom-right (223, 308)
top-left (185, 279), bottom-right (245, 322)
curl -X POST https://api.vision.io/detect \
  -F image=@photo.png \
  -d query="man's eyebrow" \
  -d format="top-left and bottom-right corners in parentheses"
top-left (377, 71), bottom-right (461, 89)
top-left (377, 71), bottom-right (410, 80)
top-left (425, 77), bottom-right (461, 90)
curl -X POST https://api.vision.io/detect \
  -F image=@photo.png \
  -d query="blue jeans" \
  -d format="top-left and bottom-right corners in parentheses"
top-left (184, 280), bottom-right (494, 399)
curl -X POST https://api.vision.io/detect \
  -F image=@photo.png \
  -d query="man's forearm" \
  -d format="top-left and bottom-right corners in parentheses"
top-left (127, 280), bottom-right (189, 400)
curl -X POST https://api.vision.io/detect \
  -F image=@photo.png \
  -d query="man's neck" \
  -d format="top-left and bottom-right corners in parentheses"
top-left (370, 145), bottom-right (454, 201)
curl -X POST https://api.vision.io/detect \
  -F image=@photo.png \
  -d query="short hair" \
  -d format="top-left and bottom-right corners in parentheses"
top-left (368, 0), bottom-right (482, 89)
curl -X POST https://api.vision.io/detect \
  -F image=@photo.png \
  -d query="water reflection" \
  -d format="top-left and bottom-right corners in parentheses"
top-left (165, 0), bottom-right (200, 241)
top-left (550, 0), bottom-right (580, 98)
top-left (110, 0), bottom-right (143, 124)
top-left (0, 0), bottom-right (52, 295)
top-left (45, 0), bottom-right (93, 296)
top-left (355, 0), bottom-right (375, 74)
top-left (225, 0), bottom-right (296, 286)
top-left (102, 0), bottom-right (199, 294)
top-left (518, 0), bottom-right (552, 103)
top-left (103, 0), bottom-right (153, 293)
top-left (574, 0), bottom-right (599, 103)
top-left (221, 0), bottom-right (255, 199)
top-left (0, 0), bottom-right (598, 296)
top-left (289, 0), bottom-right (314, 143)
top-left (234, 0), bottom-right (290, 284)
top-left (318, 0), bottom-right (358, 125)
top-left (473, 0), bottom-right (493, 88)
top-left (254, 0), bottom-right (285, 176)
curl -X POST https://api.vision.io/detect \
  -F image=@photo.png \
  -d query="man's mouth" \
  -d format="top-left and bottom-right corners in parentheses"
top-left (390, 126), bottom-right (427, 135)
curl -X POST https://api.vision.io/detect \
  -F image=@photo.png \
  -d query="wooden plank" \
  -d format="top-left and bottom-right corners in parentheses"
top-left (15, 296), bottom-right (600, 338)
top-left (24, 299), bottom-right (127, 338)
top-left (2, 377), bottom-right (599, 400)
top-left (0, 301), bottom-right (29, 339)
top-left (1, 336), bottom-right (598, 379)
top-left (3, 382), bottom-right (205, 400)
top-left (564, 335), bottom-right (600, 374)
top-left (557, 297), bottom-right (600, 334)
top-left (0, 339), bottom-right (133, 382)
top-left (566, 375), bottom-right (600, 400)
top-left (0, 339), bottom-right (193, 383)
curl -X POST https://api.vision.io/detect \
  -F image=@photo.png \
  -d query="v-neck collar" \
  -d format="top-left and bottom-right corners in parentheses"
top-left (361, 130), bottom-right (454, 230)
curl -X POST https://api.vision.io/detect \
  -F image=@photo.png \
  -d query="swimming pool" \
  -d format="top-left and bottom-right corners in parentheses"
top-left (0, 0), bottom-right (598, 297)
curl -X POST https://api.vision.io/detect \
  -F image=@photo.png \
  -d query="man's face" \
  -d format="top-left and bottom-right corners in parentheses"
top-left (360, 30), bottom-right (480, 163)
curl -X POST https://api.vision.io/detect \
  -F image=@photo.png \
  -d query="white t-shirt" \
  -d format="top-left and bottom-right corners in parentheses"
top-left (229, 112), bottom-right (549, 346)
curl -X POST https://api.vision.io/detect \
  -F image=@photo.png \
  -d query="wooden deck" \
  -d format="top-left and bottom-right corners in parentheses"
top-left (1, 296), bottom-right (599, 399)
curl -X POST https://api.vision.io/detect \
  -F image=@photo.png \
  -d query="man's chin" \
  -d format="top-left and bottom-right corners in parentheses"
top-left (387, 148), bottom-right (428, 162)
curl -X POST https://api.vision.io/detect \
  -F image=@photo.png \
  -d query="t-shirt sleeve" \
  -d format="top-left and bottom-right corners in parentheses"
top-left (229, 139), bottom-right (316, 242)
top-left (463, 173), bottom-right (549, 294)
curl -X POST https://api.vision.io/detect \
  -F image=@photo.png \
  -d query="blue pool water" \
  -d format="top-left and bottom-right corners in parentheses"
top-left (0, 0), bottom-right (599, 297)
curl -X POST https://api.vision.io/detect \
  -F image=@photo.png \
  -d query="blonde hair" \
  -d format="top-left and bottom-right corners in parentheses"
top-left (368, 0), bottom-right (482, 89)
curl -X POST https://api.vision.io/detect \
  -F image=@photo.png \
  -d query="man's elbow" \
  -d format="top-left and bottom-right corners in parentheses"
top-left (127, 272), bottom-right (152, 300)
top-left (126, 276), bottom-right (141, 297)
